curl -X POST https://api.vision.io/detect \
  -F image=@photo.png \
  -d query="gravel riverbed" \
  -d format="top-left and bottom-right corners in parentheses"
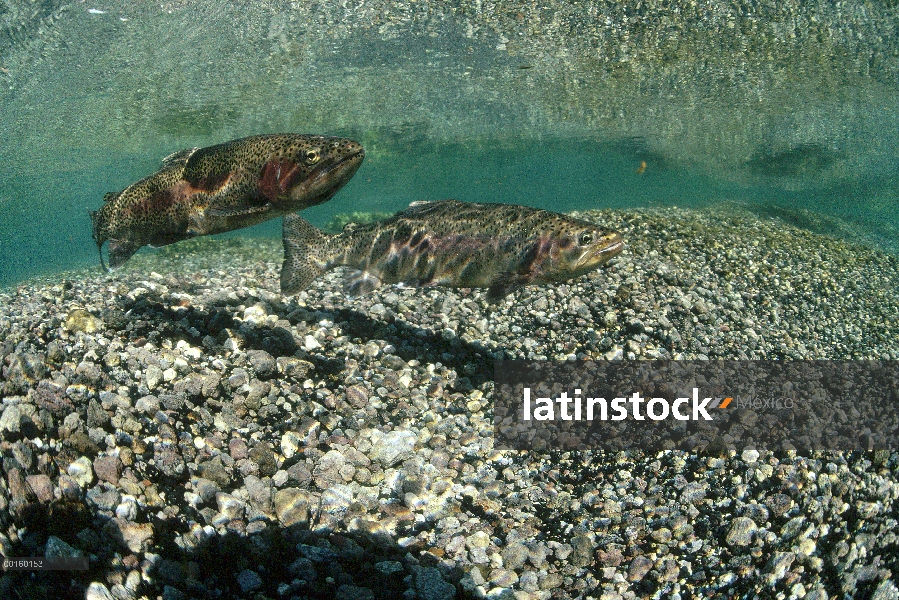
top-left (1, 207), bottom-right (898, 599)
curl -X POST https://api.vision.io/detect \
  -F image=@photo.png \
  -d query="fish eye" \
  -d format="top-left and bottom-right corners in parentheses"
top-left (579, 232), bottom-right (594, 245)
top-left (305, 148), bottom-right (321, 165)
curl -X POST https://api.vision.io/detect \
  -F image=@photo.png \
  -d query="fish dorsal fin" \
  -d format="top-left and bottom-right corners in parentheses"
top-left (161, 147), bottom-right (199, 167)
top-left (405, 199), bottom-right (460, 215)
top-left (102, 192), bottom-right (119, 203)
top-left (407, 200), bottom-right (435, 208)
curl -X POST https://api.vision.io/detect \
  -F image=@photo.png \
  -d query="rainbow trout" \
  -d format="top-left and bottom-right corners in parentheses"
top-left (281, 200), bottom-right (624, 301)
top-left (90, 133), bottom-right (364, 269)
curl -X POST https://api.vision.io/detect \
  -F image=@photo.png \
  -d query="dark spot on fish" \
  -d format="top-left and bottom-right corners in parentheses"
top-left (393, 223), bottom-right (412, 244)
top-left (193, 170), bottom-right (230, 192)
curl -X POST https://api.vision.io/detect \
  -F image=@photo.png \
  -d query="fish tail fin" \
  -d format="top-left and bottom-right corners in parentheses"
top-left (281, 213), bottom-right (332, 296)
top-left (89, 209), bottom-right (110, 272)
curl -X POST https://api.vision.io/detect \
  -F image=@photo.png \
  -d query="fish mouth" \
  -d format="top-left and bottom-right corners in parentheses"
top-left (298, 145), bottom-right (365, 204)
top-left (581, 233), bottom-right (625, 267)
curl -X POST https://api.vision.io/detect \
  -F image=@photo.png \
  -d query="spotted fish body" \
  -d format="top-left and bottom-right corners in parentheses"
top-left (281, 200), bottom-right (624, 301)
top-left (90, 133), bottom-right (364, 269)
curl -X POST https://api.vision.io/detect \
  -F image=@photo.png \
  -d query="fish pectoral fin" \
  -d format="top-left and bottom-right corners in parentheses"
top-left (343, 270), bottom-right (382, 297)
top-left (207, 202), bottom-right (270, 218)
top-left (486, 273), bottom-right (526, 302)
top-left (107, 238), bottom-right (142, 269)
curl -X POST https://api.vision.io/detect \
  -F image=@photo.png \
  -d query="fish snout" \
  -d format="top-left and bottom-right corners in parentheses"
top-left (579, 231), bottom-right (624, 268)
top-left (598, 232), bottom-right (625, 260)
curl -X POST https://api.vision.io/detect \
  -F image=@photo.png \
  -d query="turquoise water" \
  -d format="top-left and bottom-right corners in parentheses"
top-left (1, 1), bottom-right (897, 287)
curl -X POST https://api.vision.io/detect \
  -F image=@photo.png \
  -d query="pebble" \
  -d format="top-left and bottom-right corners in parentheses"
top-left (370, 429), bottom-right (417, 467)
top-left (67, 456), bottom-right (95, 487)
top-left (236, 569), bottom-right (263, 594)
top-left (274, 488), bottom-right (311, 526)
top-left (85, 582), bottom-right (115, 600)
top-left (0, 405), bottom-right (21, 434)
top-left (415, 566), bottom-right (457, 600)
top-left (726, 517), bottom-right (758, 547)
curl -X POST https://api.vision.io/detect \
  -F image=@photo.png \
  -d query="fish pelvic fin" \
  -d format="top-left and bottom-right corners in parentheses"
top-left (486, 273), bottom-right (526, 302)
top-left (89, 209), bottom-right (110, 272)
top-left (343, 270), bottom-right (382, 297)
top-left (281, 213), bottom-right (331, 296)
top-left (107, 238), bottom-right (141, 270)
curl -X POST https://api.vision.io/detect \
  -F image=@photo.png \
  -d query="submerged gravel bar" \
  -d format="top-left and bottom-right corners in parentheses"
top-left (1, 207), bottom-right (898, 599)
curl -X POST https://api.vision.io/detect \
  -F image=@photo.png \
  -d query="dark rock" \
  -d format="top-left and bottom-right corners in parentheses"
top-left (194, 477), bottom-right (220, 504)
top-left (11, 442), bottom-right (34, 470)
top-left (25, 474), bottom-right (53, 503)
top-left (767, 493), bottom-right (793, 518)
top-left (32, 381), bottom-right (74, 416)
top-left (93, 455), bottom-right (123, 485)
top-left (201, 372), bottom-right (221, 398)
top-left (160, 393), bottom-right (186, 411)
top-left (3, 352), bottom-right (48, 394)
top-left (173, 374), bottom-right (203, 397)
top-left (46, 341), bottom-right (66, 364)
top-left (86, 486), bottom-right (120, 511)
top-left (87, 399), bottom-right (110, 428)
top-left (414, 566), bottom-right (456, 600)
top-left (249, 441), bottom-right (277, 477)
top-left (236, 569), bottom-right (262, 594)
top-left (287, 462), bottom-right (313, 487)
top-left (288, 557), bottom-right (318, 581)
top-left (197, 457), bottom-right (231, 487)
top-left (7, 468), bottom-right (33, 509)
top-left (67, 431), bottom-right (100, 456)
top-left (627, 556), bottom-right (654, 582)
top-left (229, 438), bottom-right (248, 460)
top-left (248, 350), bottom-right (276, 378)
top-left (336, 584), bottom-right (375, 600)
top-left (227, 369), bottom-right (249, 389)
top-left (570, 532), bottom-right (596, 567)
top-left (345, 385), bottom-right (369, 409)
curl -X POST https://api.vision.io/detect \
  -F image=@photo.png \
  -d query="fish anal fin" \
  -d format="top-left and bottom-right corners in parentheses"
top-left (343, 270), bottom-right (382, 297)
top-left (107, 238), bottom-right (142, 269)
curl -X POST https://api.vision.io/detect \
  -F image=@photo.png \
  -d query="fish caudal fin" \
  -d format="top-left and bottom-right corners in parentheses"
top-left (281, 213), bottom-right (329, 296)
